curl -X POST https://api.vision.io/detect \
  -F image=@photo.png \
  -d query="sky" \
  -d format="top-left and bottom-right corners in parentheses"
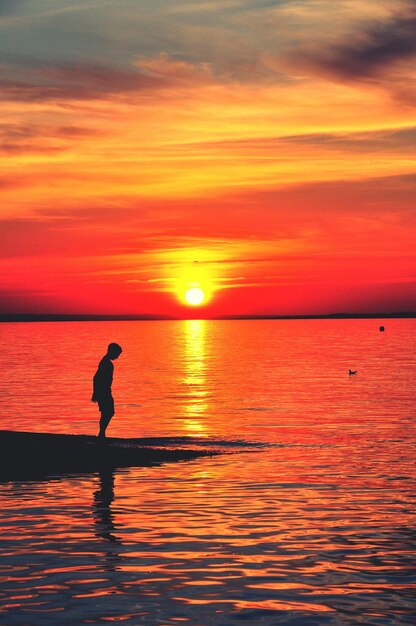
top-left (1, 0), bottom-right (415, 317)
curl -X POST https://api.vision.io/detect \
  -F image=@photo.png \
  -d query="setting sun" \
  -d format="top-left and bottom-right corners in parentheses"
top-left (185, 287), bottom-right (205, 306)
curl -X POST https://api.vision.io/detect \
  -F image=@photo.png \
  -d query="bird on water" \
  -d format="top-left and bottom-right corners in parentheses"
top-left (349, 369), bottom-right (358, 376)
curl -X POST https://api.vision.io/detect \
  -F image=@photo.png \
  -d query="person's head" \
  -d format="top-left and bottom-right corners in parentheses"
top-left (107, 342), bottom-right (122, 360)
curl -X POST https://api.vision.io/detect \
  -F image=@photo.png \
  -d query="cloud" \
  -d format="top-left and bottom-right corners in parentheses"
top-left (136, 53), bottom-right (215, 85)
top-left (2, 171), bottom-right (415, 257)
top-left (282, 4), bottom-right (416, 86)
top-left (185, 126), bottom-right (416, 156)
top-left (0, 1), bottom-right (297, 88)
top-left (0, 174), bottom-right (25, 189)
top-left (0, 60), bottom-right (165, 102)
top-left (281, 126), bottom-right (416, 154)
top-left (0, 122), bottom-right (98, 154)
top-left (0, 53), bottom-right (221, 105)
top-left (0, 0), bottom-right (29, 15)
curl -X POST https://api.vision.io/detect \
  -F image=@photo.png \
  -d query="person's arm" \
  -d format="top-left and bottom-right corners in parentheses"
top-left (91, 370), bottom-right (99, 402)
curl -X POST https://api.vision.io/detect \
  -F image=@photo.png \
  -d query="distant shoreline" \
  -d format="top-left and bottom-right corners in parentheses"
top-left (1, 312), bottom-right (415, 322)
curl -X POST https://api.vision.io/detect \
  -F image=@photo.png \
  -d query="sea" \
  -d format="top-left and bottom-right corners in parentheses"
top-left (0, 319), bottom-right (415, 625)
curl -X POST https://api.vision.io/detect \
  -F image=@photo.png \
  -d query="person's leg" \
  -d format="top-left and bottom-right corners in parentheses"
top-left (99, 412), bottom-right (113, 438)
top-left (98, 396), bottom-right (115, 438)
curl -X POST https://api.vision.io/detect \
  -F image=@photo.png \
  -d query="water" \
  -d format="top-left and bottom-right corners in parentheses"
top-left (0, 319), bottom-right (415, 625)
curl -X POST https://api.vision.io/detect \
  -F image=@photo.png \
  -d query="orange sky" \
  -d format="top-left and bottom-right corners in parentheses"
top-left (1, 0), bottom-right (415, 316)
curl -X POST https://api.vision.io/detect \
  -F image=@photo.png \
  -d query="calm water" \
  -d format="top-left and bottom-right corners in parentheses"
top-left (0, 319), bottom-right (415, 625)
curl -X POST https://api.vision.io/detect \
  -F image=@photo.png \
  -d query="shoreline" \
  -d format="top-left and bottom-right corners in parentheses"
top-left (0, 430), bottom-right (220, 481)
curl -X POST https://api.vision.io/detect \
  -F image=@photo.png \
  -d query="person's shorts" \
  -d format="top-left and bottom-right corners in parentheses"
top-left (97, 394), bottom-right (114, 418)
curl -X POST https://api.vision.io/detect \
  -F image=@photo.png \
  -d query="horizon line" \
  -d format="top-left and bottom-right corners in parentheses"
top-left (1, 311), bottom-right (415, 322)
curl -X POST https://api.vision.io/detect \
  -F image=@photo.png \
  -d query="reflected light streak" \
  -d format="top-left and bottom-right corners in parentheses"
top-left (182, 320), bottom-right (208, 435)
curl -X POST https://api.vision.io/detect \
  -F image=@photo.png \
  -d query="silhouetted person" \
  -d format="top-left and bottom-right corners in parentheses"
top-left (92, 343), bottom-right (122, 438)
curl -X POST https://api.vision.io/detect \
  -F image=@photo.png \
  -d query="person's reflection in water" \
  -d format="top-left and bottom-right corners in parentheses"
top-left (93, 470), bottom-right (121, 545)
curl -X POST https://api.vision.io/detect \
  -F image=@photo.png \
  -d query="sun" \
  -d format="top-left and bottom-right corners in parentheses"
top-left (185, 287), bottom-right (205, 306)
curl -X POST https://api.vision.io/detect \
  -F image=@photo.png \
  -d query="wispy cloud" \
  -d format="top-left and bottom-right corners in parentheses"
top-left (279, 1), bottom-right (416, 99)
top-left (0, 122), bottom-right (98, 155)
top-left (0, 61), bottom-right (166, 103)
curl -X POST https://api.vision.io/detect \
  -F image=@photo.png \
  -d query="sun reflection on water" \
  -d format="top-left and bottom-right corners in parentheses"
top-left (182, 320), bottom-right (208, 435)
